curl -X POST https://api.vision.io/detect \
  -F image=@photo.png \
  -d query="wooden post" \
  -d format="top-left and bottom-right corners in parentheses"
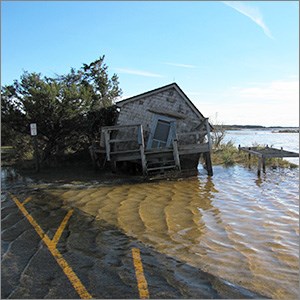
top-left (204, 119), bottom-right (213, 176)
top-left (103, 129), bottom-right (111, 161)
top-left (138, 125), bottom-right (147, 176)
top-left (257, 157), bottom-right (262, 176)
top-left (247, 147), bottom-right (251, 162)
top-left (205, 152), bottom-right (213, 176)
top-left (111, 161), bottom-right (117, 173)
top-left (172, 140), bottom-right (181, 171)
top-left (262, 156), bottom-right (266, 173)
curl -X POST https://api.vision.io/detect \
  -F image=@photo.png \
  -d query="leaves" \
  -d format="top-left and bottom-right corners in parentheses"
top-left (1, 56), bottom-right (122, 165)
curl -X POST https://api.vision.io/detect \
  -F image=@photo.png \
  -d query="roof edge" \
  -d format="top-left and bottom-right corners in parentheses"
top-left (116, 83), bottom-right (177, 107)
top-left (116, 83), bottom-right (205, 120)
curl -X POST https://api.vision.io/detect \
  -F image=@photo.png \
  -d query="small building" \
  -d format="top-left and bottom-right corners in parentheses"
top-left (91, 83), bottom-right (213, 176)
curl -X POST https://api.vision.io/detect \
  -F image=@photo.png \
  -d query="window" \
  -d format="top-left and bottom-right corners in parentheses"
top-left (147, 115), bottom-right (176, 149)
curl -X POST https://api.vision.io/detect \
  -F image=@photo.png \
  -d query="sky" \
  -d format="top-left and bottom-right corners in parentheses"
top-left (1, 1), bottom-right (299, 126)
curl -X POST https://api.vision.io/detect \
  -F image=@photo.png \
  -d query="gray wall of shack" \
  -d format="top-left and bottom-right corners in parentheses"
top-left (113, 87), bottom-right (206, 148)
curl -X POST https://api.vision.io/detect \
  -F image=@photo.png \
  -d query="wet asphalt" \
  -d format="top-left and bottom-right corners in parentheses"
top-left (1, 169), bottom-right (266, 299)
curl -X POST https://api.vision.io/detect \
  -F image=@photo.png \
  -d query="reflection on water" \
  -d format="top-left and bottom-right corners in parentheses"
top-left (3, 165), bottom-right (298, 298)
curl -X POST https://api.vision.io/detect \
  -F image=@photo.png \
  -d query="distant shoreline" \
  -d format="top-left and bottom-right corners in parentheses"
top-left (219, 125), bottom-right (299, 131)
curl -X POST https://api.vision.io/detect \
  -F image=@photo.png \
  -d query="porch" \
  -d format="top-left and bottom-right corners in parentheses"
top-left (90, 119), bottom-right (213, 176)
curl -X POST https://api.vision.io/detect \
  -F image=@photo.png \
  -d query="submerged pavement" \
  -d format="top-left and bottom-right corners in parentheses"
top-left (1, 168), bottom-right (265, 299)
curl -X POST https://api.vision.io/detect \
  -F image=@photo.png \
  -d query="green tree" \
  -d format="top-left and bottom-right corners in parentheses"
top-left (1, 56), bottom-right (122, 164)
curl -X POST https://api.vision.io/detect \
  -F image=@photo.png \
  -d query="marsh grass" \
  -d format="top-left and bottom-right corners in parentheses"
top-left (212, 141), bottom-right (298, 169)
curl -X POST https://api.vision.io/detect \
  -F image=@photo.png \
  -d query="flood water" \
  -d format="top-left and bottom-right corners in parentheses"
top-left (44, 165), bottom-right (299, 299)
top-left (2, 129), bottom-right (299, 298)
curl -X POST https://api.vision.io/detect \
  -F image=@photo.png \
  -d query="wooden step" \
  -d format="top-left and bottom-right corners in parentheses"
top-left (110, 149), bottom-right (140, 155)
top-left (145, 149), bottom-right (173, 155)
top-left (147, 165), bottom-right (177, 172)
top-left (147, 159), bottom-right (175, 165)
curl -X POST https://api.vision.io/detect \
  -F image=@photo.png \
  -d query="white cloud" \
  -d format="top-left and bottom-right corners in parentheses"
top-left (115, 68), bottom-right (163, 78)
top-left (190, 78), bottom-right (299, 126)
top-left (223, 1), bottom-right (274, 39)
top-left (163, 62), bottom-right (197, 69)
top-left (231, 79), bottom-right (299, 103)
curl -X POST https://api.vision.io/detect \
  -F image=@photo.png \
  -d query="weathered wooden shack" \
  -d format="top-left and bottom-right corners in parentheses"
top-left (91, 83), bottom-right (213, 176)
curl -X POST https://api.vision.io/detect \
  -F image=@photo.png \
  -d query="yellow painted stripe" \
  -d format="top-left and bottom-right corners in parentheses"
top-left (132, 248), bottom-right (150, 299)
top-left (10, 193), bottom-right (92, 299)
top-left (22, 196), bottom-right (32, 206)
top-left (11, 194), bottom-right (51, 243)
top-left (52, 209), bottom-right (74, 247)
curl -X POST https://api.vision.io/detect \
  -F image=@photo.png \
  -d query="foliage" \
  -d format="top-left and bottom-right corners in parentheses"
top-left (1, 56), bottom-right (121, 165)
top-left (212, 141), bottom-right (239, 166)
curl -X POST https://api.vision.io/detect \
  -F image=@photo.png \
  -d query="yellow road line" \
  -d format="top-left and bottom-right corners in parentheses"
top-left (22, 196), bottom-right (32, 206)
top-left (52, 209), bottom-right (74, 247)
top-left (10, 193), bottom-right (92, 299)
top-left (132, 248), bottom-right (150, 299)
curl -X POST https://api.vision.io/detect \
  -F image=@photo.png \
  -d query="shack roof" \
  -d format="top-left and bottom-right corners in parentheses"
top-left (116, 83), bottom-right (205, 120)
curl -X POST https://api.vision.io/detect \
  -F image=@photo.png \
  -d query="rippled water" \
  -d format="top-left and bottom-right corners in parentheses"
top-left (45, 165), bottom-right (299, 298)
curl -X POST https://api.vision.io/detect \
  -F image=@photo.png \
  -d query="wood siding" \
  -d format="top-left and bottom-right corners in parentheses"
top-left (116, 87), bottom-right (205, 145)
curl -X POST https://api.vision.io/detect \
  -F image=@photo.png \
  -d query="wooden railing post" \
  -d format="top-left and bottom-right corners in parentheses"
top-left (205, 118), bottom-right (212, 150)
top-left (172, 139), bottom-right (181, 171)
top-left (103, 129), bottom-right (111, 161)
top-left (138, 125), bottom-right (147, 176)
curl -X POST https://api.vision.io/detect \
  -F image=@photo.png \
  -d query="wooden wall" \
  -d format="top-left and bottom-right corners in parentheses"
top-left (116, 87), bottom-right (205, 144)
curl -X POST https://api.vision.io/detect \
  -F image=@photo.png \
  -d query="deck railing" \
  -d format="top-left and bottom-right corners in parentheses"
top-left (101, 124), bottom-right (143, 161)
top-left (177, 118), bottom-right (211, 149)
top-left (100, 118), bottom-right (212, 175)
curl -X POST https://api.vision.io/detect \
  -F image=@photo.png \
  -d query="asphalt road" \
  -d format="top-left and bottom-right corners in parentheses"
top-left (1, 169), bottom-right (265, 299)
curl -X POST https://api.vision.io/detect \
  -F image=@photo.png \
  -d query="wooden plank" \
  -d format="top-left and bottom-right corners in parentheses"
top-left (111, 153), bottom-right (142, 161)
top-left (179, 143), bottom-right (210, 153)
top-left (111, 149), bottom-right (141, 155)
top-left (238, 147), bottom-right (263, 157)
top-left (239, 146), bottom-right (298, 158)
top-left (145, 148), bottom-right (173, 155)
top-left (147, 165), bottom-right (177, 172)
top-left (178, 131), bottom-right (204, 137)
top-left (109, 139), bottom-right (137, 143)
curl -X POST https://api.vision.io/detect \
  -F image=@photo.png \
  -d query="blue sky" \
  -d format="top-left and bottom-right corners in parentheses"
top-left (2, 1), bottom-right (299, 126)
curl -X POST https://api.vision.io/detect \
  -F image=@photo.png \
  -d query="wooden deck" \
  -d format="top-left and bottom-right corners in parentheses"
top-left (238, 145), bottom-right (299, 175)
top-left (90, 121), bottom-right (213, 176)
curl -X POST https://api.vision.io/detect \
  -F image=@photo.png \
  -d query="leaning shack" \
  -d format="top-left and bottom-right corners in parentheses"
top-left (91, 83), bottom-right (213, 176)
